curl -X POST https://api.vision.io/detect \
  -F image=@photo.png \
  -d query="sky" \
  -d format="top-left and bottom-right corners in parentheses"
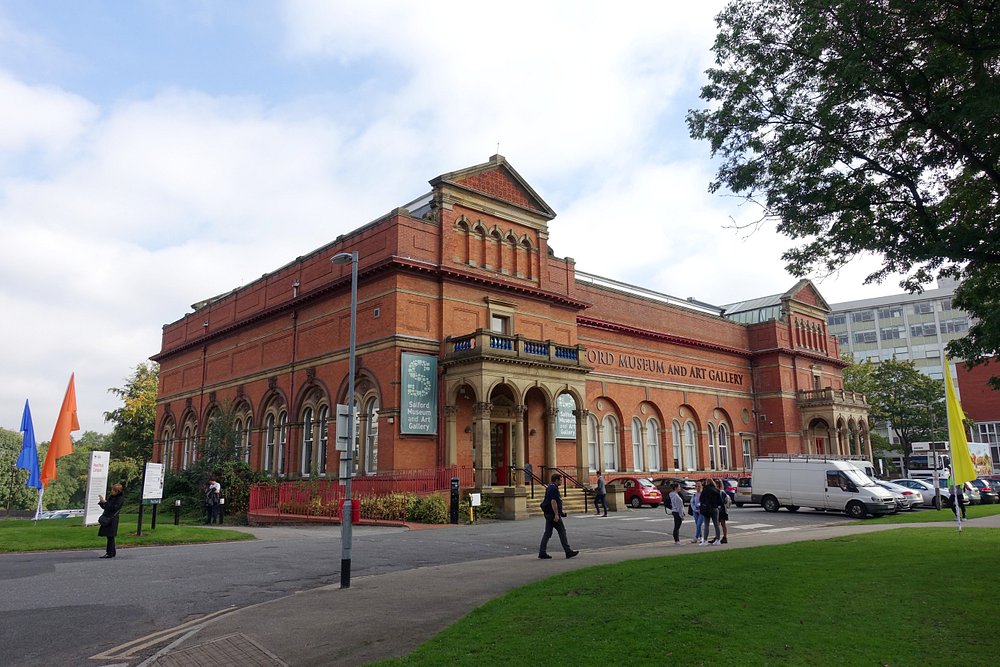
top-left (1, 1), bottom-right (906, 441)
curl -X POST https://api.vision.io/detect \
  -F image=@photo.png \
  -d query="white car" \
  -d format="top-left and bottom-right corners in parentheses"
top-left (874, 480), bottom-right (921, 510)
top-left (891, 478), bottom-right (945, 508)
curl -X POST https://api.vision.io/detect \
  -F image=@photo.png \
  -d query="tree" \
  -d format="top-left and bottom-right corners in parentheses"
top-left (843, 357), bottom-right (947, 468)
top-left (104, 362), bottom-right (159, 460)
top-left (1, 427), bottom-right (38, 512)
top-left (688, 1), bottom-right (1000, 374)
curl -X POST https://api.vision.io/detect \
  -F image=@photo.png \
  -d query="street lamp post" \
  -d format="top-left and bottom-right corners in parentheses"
top-left (331, 250), bottom-right (358, 589)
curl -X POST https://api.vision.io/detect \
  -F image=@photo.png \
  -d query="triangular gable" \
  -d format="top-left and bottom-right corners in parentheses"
top-left (782, 279), bottom-right (832, 312)
top-left (430, 154), bottom-right (556, 219)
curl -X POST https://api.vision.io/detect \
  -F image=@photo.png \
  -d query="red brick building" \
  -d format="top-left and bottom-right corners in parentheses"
top-left (956, 357), bottom-right (1000, 447)
top-left (152, 155), bottom-right (870, 515)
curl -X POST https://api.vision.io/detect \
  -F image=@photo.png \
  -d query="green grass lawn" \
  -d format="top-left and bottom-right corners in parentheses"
top-left (856, 502), bottom-right (1000, 524)
top-left (0, 514), bottom-right (254, 553)
top-left (377, 528), bottom-right (999, 666)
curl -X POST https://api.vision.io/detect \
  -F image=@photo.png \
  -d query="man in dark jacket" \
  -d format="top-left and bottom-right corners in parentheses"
top-left (699, 479), bottom-right (723, 545)
top-left (538, 474), bottom-right (579, 559)
top-left (97, 483), bottom-right (125, 558)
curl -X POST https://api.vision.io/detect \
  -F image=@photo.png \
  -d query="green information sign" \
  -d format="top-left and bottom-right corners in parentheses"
top-left (401, 352), bottom-right (438, 435)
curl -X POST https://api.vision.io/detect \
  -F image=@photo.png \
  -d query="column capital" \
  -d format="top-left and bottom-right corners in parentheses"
top-left (444, 405), bottom-right (458, 418)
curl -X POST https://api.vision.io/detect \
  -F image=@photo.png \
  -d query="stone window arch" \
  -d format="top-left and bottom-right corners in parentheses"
top-left (631, 417), bottom-right (644, 472)
top-left (646, 418), bottom-right (661, 472)
top-left (602, 415), bottom-right (620, 472)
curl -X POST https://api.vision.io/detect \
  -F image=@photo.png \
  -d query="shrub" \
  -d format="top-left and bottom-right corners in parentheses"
top-left (408, 493), bottom-right (448, 524)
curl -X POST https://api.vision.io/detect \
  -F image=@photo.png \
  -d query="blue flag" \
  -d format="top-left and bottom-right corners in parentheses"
top-left (16, 399), bottom-right (42, 490)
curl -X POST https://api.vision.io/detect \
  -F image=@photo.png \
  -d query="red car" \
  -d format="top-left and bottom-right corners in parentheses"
top-left (611, 476), bottom-right (663, 508)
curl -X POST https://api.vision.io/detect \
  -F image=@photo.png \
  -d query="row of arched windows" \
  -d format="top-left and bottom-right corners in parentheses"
top-left (160, 395), bottom-right (380, 477)
top-left (587, 414), bottom-right (734, 473)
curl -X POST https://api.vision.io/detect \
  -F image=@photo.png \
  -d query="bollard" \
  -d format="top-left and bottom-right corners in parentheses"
top-left (174, 499), bottom-right (181, 526)
top-left (449, 477), bottom-right (460, 524)
top-left (219, 497), bottom-right (225, 525)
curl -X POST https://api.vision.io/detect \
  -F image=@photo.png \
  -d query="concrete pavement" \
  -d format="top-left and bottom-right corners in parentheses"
top-left (136, 513), bottom-right (1000, 667)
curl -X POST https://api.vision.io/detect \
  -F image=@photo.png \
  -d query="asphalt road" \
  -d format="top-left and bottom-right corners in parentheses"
top-left (0, 505), bottom-right (859, 666)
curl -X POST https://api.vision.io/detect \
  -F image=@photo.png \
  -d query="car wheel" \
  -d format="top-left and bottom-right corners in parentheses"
top-left (649, 503), bottom-right (660, 509)
top-left (846, 501), bottom-right (867, 519)
top-left (762, 495), bottom-right (780, 513)
top-left (735, 503), bottom-right (744, 508)
top-left (630, 496), bottom-right (642, 508)
top-left (786, 505), bottom-right (800, 512)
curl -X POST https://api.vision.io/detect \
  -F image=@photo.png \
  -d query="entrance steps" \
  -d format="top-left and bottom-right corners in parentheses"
top-left (524, 486), bottom-right (597, 518)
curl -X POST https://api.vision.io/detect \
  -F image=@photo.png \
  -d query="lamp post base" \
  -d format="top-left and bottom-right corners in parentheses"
top-left (340, 558), bottom-right (351, 588)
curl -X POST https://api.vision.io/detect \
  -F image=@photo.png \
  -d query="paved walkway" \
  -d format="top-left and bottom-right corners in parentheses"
top-left (137, 514), bottom-right (1000, 666)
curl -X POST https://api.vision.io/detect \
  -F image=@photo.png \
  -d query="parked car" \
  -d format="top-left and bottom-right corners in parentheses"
top-left (970, 479), bottom-right (998, 505)
top-left (611, 476), bottom-right (663, 508)
top-left (874, 480), bottom-right (921, 510)
top-left (934, 478), bottom-right (981, 505)
top-left (891, 478), bottom-right (945, 508)
top-left (735, 477), bottom-right (754, 507)
top-left (651, 477), bottom-right (695, 504)
top-left (720, 478), bottom-right (739, 503)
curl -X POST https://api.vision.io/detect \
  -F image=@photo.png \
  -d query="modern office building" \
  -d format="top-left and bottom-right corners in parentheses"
top-left (826, 277), bottom-right (968, 381)
top-left (152, 155), bottom-right (868, 518)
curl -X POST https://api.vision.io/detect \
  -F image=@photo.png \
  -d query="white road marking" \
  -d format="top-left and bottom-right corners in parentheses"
top-left (732, 523), bottom-right (775, 530)
top-left (760, 527), bottom-right (798, 533)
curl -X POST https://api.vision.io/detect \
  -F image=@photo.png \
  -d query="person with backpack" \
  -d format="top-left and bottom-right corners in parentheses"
top-left (699, 479), bottom-right (723, 545)
top-left (538, 473), bottom-right (579, 559)
top-left (205, 478), bottom-right (221, 525)
top-left (715, 478), bottom-right (730, 544)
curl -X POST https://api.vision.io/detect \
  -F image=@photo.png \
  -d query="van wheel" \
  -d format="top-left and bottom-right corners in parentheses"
top-left (762, 496), bottom-right (780, 513)
top-left (846, 501), bottom-right (867, 519)
top-left (630, 497), bottom-right (642, 508)
top-left (735, 503), bottom-right (744, 508)
top-left (786, 505), bottom-right (800, 512)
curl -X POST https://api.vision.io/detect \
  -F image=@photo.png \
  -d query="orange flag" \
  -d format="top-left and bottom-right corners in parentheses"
top-left (40, 374), bottom-right (80, 488)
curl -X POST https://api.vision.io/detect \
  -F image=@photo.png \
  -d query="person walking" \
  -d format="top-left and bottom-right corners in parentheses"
top-left (690, 480), bottom-right (705, 544)
top-left (97, 483), bottom-right (125, 559)
top-left (667, 482), bottom-right (685, 545)
top-left (205, 478), bottom-right (221, 524)
top-left (539, 473), bottom-right (579, 559)
top-left (593, 472), bottom-right (608, 517)
top-left (699, 479), bottom-right (722, 545)
top-left (715, 478), bottom-right (730, 544)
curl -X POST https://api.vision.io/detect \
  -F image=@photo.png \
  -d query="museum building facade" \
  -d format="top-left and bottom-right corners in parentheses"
top-left (151, 155), bottom-right (871, 497)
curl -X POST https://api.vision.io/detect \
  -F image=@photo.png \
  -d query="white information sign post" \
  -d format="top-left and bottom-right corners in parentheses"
top-left (142, 462), bottom-right (165, 504)
top-left (83, 451), bottom-right (111, 527)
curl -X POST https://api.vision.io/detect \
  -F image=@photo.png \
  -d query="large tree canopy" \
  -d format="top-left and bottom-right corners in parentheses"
top-left (104, 362), bottom-right (159, 460)
top-left (689, 1), bottom-right (1000, 373)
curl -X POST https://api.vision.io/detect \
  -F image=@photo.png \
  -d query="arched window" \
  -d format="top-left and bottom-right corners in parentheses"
top-left (317, 405), bottom-right (329, 476)
top-left (708, 423), bottom-right (717, 470)
top-left (301, 406), bottom-right (314, 476)
top-left (719, 424), bottom-right (731, 470)
top-left (684, 421), bottom-right (698, 471)
top-left (631, 417), bottom-right (644, 472)
top-left (351, 399), bottom-right (361, 475)
top-left (264, 414), bottom-right (276, 474)
top-left (602, 415), bottom-right (619, 472)
top-left (588, 414), bottom-right (600, 471)
top-left (365, 397), bottom-right (379, 474)
top-left (671, 420), bottom-right (682, 470)
top-left (646, 418), bottom-right (661, 472)
top-left (278, 411), bottom-right (288, 476)
top-left (182, 421), bottom-right (196, 469)
top-left (243, 415), bottom-right (253, 464)
top-left (160, 422), bottom-right (175, 470)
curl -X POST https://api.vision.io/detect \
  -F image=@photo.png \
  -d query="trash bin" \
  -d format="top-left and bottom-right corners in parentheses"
top-left (339, 497), bottom-right (361, 524)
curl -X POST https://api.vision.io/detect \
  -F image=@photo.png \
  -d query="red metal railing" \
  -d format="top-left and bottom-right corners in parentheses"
top-left (248, 466), bottom-right (475, 519)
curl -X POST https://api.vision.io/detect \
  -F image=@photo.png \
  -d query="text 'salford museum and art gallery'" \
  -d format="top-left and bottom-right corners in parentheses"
top-left (152, 156), bottom-right (871, 516)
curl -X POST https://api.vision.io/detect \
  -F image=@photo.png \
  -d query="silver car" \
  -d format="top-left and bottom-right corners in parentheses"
top-left (875, 480), bottom-right (921, 511)
top-left (891, 478), bottom-right (944, 508)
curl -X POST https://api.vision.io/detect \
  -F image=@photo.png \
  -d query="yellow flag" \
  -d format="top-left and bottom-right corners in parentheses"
top-left (944, 358), bottom-right (976, 486)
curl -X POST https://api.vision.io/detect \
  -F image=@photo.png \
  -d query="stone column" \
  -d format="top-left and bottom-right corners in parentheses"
top-left (545, 407), bottom-right (559, 474)
top-left (513, 404), bottom-right (525, 486)
top-left (574, 408), bottom-right (590, 484)
top-left (444, 405), bottom-right (458, 467)
top-left (475, 401), bottom-right (493, 488)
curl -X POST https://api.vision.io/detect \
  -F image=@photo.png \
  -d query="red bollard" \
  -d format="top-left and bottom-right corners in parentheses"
top-left (338, 498), bottom-right (361, 524)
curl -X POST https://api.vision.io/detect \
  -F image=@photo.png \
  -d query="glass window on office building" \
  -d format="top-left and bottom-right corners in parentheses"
top-left (851, 310), bottom-right (875, 323)
top-left (853, 330), bottom-right (877, 344)
top-left (913, 302), bottom-right (935, 315)
top-left (880, 326), bottom-right (905, 341)
top-left (940, 318), bottom-right (969, 334)
top-left (836, 333), bottom-right (849, 346)
top-left (878, 306), bottom-right (903, 319)
top-left (910, 324), bottom-right (937, 337)
top-left (828, 313), bottom-right (846, 326)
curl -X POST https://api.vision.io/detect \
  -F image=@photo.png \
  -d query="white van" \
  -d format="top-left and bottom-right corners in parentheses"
top-left (751, 457), bottom-right (896, 519)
